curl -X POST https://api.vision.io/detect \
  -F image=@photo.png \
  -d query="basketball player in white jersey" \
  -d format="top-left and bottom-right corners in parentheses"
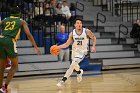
top-left (57, 18), bottom-right (96, 87)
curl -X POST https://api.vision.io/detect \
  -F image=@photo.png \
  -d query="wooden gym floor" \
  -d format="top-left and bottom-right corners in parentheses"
top-left (6, 68), bottom-right (140, 93)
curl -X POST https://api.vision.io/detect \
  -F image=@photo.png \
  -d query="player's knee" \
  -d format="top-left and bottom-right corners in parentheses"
top-left (74, 65), bottom-right (80, 71)
top-left (70, 64), bottom-right (75, 69)
top-left (70, 61), bottom-right (79, 69)
top-left (70, 62), bottom-right (76, 69)
top-left (0, 64), bottom-right (6, 72)
top-left (0, 67), bottom-right (5, 72)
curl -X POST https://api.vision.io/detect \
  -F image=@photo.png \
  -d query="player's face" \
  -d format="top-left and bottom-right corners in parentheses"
top-left (75, 20), bottom-right (82, 31)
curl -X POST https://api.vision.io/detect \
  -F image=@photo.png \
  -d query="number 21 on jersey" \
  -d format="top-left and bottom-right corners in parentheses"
top-left (77, 41), bottom-right (82, 45)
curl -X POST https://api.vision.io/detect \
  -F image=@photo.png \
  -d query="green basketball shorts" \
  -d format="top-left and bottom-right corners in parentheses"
top-left (0, 36), bottom-right (18, 59)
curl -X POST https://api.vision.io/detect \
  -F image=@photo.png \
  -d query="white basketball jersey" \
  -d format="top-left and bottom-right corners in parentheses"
top-left (72, 28), bottom-right (89, 54)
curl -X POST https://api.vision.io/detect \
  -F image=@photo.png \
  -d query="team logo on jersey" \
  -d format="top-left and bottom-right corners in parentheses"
top-left (75, 37), bottom-right (84, 40)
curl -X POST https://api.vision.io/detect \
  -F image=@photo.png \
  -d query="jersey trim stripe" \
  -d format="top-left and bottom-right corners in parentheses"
top-left (75, 28), bottom-right (84, 36)
top-left (10, 16), bottom-right (19, 18)
top-left (12, 39), bottom-right (17, 53)
top-left (15, 28), bottom-right (21, 41)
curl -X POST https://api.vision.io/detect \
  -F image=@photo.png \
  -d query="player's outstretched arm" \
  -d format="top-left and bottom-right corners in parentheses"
top-left (58, 32), bottom-right (73, 49)
top-left (86, 29), bottom-right (96, 53)
top-left (21, 20), bottom-right (41, 55)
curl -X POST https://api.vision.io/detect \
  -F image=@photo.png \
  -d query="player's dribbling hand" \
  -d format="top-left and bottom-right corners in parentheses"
top-left (91, 46), bottom-right (96, 53)
top-left (34, 47), bottom-right (42, 55)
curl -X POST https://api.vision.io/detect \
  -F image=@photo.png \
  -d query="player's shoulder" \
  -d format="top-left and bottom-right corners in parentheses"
top-left (4, 17), bottom-right (8, 20)
top-left (71, 29), bottom-right (76, 34)
top-left (20, 18), bottom-right (23, 21)
top-left (85, 28), bottom-right (93, 34)
top-left (20, 18), bottom-right (24, 22)
top-left (20, 19), bottom-right (28, 24)
top-left (3, 17), bottom-right (9, 21)
top-left (1, 17), bottom-right (9, 24)
top-left (85, 28), bottom-right (90, 32)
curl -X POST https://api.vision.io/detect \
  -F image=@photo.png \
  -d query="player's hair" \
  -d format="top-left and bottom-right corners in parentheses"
top-left (10, 6), bottom-right (21, 16)
top-left (74, 17), bottom-right (83, 23)
top-left (63, 0), bottom-right (67, 3)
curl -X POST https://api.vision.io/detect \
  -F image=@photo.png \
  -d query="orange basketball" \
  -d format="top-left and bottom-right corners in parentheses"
top-left (50, 45), bottom-right (60, 56)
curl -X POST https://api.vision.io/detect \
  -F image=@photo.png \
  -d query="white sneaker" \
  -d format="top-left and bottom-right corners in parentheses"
top-left (0, 88), bottom-right (4, 93)
top-left (57, 80), bottom-right (65, 88)
top-left (77, 69), bottom-right (83, 83)
top-left (0, 85), bottom-right (8, 93)
top-left (0, 88), bottom-right (6, 93)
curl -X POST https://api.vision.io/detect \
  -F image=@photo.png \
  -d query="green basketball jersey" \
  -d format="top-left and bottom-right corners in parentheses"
top-left (2, 16), bottom-right (22, 41)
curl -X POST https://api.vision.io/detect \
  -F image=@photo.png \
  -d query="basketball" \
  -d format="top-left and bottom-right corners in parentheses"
top-left (50, 45), bottom-right (60, 56)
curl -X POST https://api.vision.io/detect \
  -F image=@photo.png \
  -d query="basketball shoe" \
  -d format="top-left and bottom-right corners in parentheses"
top-left (57, 80), bottom-right (65, 88)
top-left (77, 69), bottom-right (83, 82)
top-left (0, 85), bottom-right (7, 93)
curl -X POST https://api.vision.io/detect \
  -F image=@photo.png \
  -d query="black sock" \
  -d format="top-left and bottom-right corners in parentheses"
top-left (62, 77), bottom-right (67, 82)
top-left (76, 70), bottom-right (81, 74)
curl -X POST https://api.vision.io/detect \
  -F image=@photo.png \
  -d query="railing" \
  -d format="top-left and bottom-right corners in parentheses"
top-left (118, 24), bottom-right (128, 44)
top-left (131, 3), bottom-right (140, 21)
top-left (121, 1), bottom-right (132, 22)
top-left (89, 0), bottom-right (140, 21)
top-left (113, 0), bottom-right (140, 21)
top-left (95, 13), bottom-right (106, 32)
top-left (0, 1), bottom-right (73, 54)
top-left (76, 1), bottom-right (84, 12)
top-left (91, 0), bottom-right (108, 11)
top-left (0, 1), bottom-right (9, 20)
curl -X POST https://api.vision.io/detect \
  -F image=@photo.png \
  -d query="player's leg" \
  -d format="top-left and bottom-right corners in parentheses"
top-left (0, 59), bottom-right (7, 91)
top-left (64, 61), bottom-right (79, 78)
top-left (63, 52), bottom-right (84, 81)
top-left (57, 54), bottom-right (84, 87)
top-left (0, 47), bottom-right (7, 93)
top-left (72, 54), bottom-right (85, 82)
top-left (4, 38), bottom-right (18, 88)
top-left (57, 61), bottom-right (78, 87)
top-left (5, 57), bottom-right (18, 86)
top-left (57, 51), bottom-right (85, 87)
